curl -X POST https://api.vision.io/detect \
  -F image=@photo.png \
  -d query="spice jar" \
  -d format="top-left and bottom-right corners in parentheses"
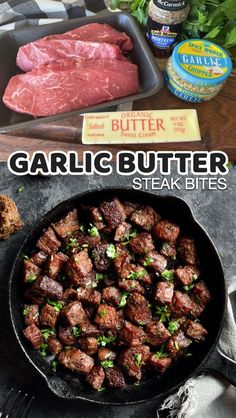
top-left (146, 0), bottom-right (190, 57)
top-left (166, 39), bottom-right (233, 103)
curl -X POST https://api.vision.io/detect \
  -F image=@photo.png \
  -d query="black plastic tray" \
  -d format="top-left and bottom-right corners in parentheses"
top-left (0, 11), bottom-right (163, 133)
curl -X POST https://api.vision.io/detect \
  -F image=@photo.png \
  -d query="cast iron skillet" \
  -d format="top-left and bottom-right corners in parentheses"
top-left (9, 188), bottom-right (236, 405)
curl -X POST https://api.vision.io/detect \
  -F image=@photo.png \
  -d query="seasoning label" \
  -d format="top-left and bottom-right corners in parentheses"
top-left (176, 40), bottom-right (232, 82)
top-left (147, 18), bottom-right (181, 49)
top-left (82, 110), bottom-right (201, 144)
top-left (153, 0), bottom-right (188, 11)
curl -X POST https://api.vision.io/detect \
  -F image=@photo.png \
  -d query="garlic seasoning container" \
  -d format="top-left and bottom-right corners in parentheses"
top-left (166, 39), bottom-right (233, 102)
top-left (146, 0), bottom-right (190, 57)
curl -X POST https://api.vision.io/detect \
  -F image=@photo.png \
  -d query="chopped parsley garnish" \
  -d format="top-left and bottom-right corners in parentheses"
top-left (39, 343), bottom-right (48, 357)
top-left (155, 351), bottom-right (168, 359)
top-left (127, 270), bottom-right (145, 280)
top-left (174, 341), bottom-right (180, 350)
top-left (106, 244), bottom-right (117, 259)
top-left (41, 328), bottom-right (55, 341)
top-left (129, 228), bottom-right (138, 238)
top-left (66, 237), bottom-right (78, 250)
top-left (134, 353), bottom-right (142, 366)
top-left (46, 299), bottom-right (63, 312)
top-left (119, 291), bottom-right (129, 308)
top-left (17, 185), bottom-right (25, 193)
top-left (156, 305), bottom-right (170, 323)
top-left (183, 283), bottom-right (195, 292)
top-left (100, 360), bottom-right (114, 368)
top-left (23, 307), bottom-right (29, 316)
top-left (100, 309), bottom-right (107, 318)
top-left (79, 224), bottom-right (85, 233)
top-left (51, 360), bottom-right (58, 372)
top-left (96, 273), bottom-right (104, 282)
top-left (22, 254), bottom-right (30, 260)
top-left (97, 387), bottom-right (105, 392)
top-left (168, 321), bottom-right (179, 334)
top-left (88, 224), bottom-right (99, 237)
top-left (26, 273), bottom-right (37, 283)
top-left (172, 255), bottom-right (177, 261)
top-left (97, 335), bottom-right (116, 347)
top-left (143, 256), bottom-right (153, 267)
top-left (161, 270), bottom-right (174, 281)
top-left (184, 352), bottom-right (193, 358)
top-left (72, 326), bottom-right (82, 338)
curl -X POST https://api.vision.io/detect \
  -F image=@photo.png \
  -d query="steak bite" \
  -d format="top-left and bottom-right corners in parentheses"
top-left (92, 243), bottom-right (112, 272)
top-left (52, 209), bottom-right (79, 239)
top-left (32, 275), bottom-right (63, 300)
top-left (86, 365), bottom-right (105, 390)
top-left (23, 324), bottom-right (44, 349)
top-left (47, 336), bottom-right (63, 355)
top-left (79, 337), bottom-right (99, 356)
top-left (66, 249), bottom-right (93, 285)
top-left (40, 303), bottom-right (59, 327)
top-left (152, 220), bottom-right (180, 243)
top-left (178, 237), bottom-right (198, 266)
top-left (155, 282), bottom-right (174, 305)
top-left (184, 320), bottom-right (208, 342)
top-left (119, 345), bottom-right (150, 380)
top-left (129, 232), bottom-right (155, 255)
top-left (80, 322), bottom-right (102, 338)
top-left (46, 252), bottom-right (69, 279)
top-left (77, 288), bottom-right (101, 306)
top-left (123, 201), bottom-right (139, 218)
top-left (102, 287), bottom-right (122, 307)
top-left (99, 197), bottom-right (126, 229)
top-left (145, 321), bottom-right (171, 347)
top-left (130, 206), bottom-right (160, 232)
top-left (160, 242), bottom-right (177, 259)
top-left (61, 301), bottom-right (87, 326)
top-left (63, 288), bottom-right (77, 302)
top-left (175, 266), bottom-right (200, 286)
top-left (30, 251), bottom-right (48, 267)
top-left (36, 227), bottom-right (61, 255)
top-left (84, 206), bottom-right (105, 231)
top-left (23, 260), bottom-right (42, 283)
top-left (95, 304), bottom-right (119, 330)
top-left (58, 327), bottom-right (77, 345)
top-left (171, 291), bottom-right (193, 318)
top-left (105, 367), bottom-right (126, 388)
top-left (147, 354), bottom-right (172, 373)
top-left (57, 348), bottom-right (94, 373)
top-left (166, 330), bottom-right (191, 358)
top-left (23, 305), bottom-right (39, 326)
top-left (141, 251), bottom-right (167, 274)
top-left (118, 279), bottom-right (145, 295)
top-left (125, 292), bottom-right (152, 326)
top-left (114, 244), bottom-right (132, 279)
top-left (119, 321), bottom-right (146, 347)
top-left (114, 222), bottom-right (132, 242)
top-left (24, 288), bottom-right (45, 306)
top-left (192, 281), bottom-right (211, 305)
top-left (98, 348), bottom-right (117, 362)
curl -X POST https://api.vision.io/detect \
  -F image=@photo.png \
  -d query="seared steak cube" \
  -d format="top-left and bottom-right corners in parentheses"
top-left (47, 336), bottom-right (63, 355)
top-left (92, 243), bottom-right (112, 272)
top-left (178, 237), bottom-right (198, 266)
top-left (141, 251), bottom-right (167, 274)
top-left (32, 275), bottom-right (63, 300)
top-left (99, 197), bottom-right (126, 229)
top-left (30, 251), bottom-right (48, 267)
top-left (24, 288), bottom-right (45, 306)
top-left (79, 337), bottom-right (99, 356)
top-left (95, 304), bottom-right (119, 330)
top-left (57, 348), bottom-right (94, 374)
top-left (114, 244), bottom-right (132, 279)
top-left (66, 249), bottom-right (93, 286)
top-left (123, 201), bottom-right (139, 218)
top-left (81, 322), bottom-right (102, 338)
top-left (63, 288), bottom-right (77, 302)
top-left (130, 206), bottom-right (160, 232)
top-left (118, 279), bottom-right (145, 295)
top-left (87, 206), bottom-right (105, 231)
top-left (145, 321), bottom-right (171, 347)
top-left (125, 292), bottom-right (151, 326)
top-left (23, 260), bottom-right (41, 283)
top-left (155, 282), bottom-right (174, 305)
top-left (175, 266), bottom-right (200, 286)
top-left (77, 288), bottom-right (101, 306)
top-left (119, 321), bottom-right (146, 347)
top-left (114, 222), bottom-right (132, 242)
top-left (23, 304), bottom-right (39, 326)
top-left (119, 345), bottom-right (150, 380)
top-left (46, 252), bottom-right (68, 279)
top-left (58, 327), bottom-right (77, 345)
top-left (166, 330), bottom-right (191, 358)
top-left (189, 299), bottom-right (205, 318)
top-left (160, 243), bottom-right (177, 259)
top-left (184, 320), bottom-right (208, 342)
top-left (52, 209), bottom-right (79, 239)
top-left (152, 220), bottom-right (180, 243)
top-left (102, 287), bottom-right (122, 307)
top-left (23, 324), bottom-right (44, 349)
top-left (40, 303), bottom-right (59, 327)
top-left (192, 281), bottom-right (211, 305)
top-left (129, 232), bottom-right (155, 255)
top-left (61, 301), bottom-right (87, 326)
top-left (147, 355), bottom-right (172, 373)
top-left (98, 348), bottom-right (117, 362)
top-left (105, 367), bottom-right (126, 388)
top-left (171, 291), bottom-right (193, 318)
top-left (36, 227), bottom-right (61, 255)
top-left (86, 365), bottom-right (105, 390)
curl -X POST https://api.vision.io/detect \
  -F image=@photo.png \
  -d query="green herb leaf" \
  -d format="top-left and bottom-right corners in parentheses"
top-left (97, 335), bottom-right (117, 347)
top-left (183, 283), bottom-right (196, 292)
top-left (17, 185), bottom-right (25, 193)
top-left (96, 273), bottom-right (104, 282)
top-left (39, 343), bottom-right (48, 357)
top-left (168, 321), bottom-right (179, 334)
top-left (134, 353), bottom-right (142, 366)
top-left (100, 309), bottom-right (107, 318)
top-left (23, 307), bottom-right (29, 316)
top-left (51, 360), bottom-right (58, 372)
top-left (106, 244), bottom-right (117, 259)
top-left (143, 256), bottom-right (153, 267)
top-left (119, 291), bottom-right (129, 308)
top-left (22, 254), bottom-right (30, 260)
top-left (66, 237), bottom-right (78, 250)
top-left (97, 386), bottom-right (105, 392)
top-left (127, 269), bottom-right (146, 280)
top-left (156, 305), bottom-right (170, 323)
top-left (46, 299), bottom-right (63, 312)
top-left (88, 224), bottom-right (99, 237)
top-left (100, 360), bottom-right (114, 368)
top-left (41, 328), bottom-right (55, 341)
top-left (72, 326), bottom-right (82, 338)
top-left (161, 270), bottom-right (174, 281)
top-left (26, 273), bottom-right (37, 283)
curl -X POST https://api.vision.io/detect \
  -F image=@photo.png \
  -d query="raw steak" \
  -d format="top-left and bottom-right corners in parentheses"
top-left (17, 39), bottom-right (125, 72)
top-left (3, 58), bottom-right (139, 116)
top-left (43, 23), bottom-right (133, 53)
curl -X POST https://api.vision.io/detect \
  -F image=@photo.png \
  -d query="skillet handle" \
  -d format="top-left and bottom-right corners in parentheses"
top-left (202, 347), bottom-right (236, 387)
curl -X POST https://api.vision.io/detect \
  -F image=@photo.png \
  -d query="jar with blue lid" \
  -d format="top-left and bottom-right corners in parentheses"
top-left (166, 39), bottom-right (233, 102)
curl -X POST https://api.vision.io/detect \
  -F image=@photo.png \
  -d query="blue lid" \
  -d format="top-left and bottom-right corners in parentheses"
top-left (172, 39), bottom-right (233, 86)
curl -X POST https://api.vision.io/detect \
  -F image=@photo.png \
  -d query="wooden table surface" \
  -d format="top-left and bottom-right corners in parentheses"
top-left (0, 71), bottom-right (236, 161)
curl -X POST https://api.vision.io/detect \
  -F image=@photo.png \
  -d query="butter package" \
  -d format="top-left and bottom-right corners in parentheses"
top-left (82, 109), bottom-right (201, 144)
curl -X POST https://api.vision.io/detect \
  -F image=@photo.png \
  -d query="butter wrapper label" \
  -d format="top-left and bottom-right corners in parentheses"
top-left (82, 109), bottom-right (201, 144)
